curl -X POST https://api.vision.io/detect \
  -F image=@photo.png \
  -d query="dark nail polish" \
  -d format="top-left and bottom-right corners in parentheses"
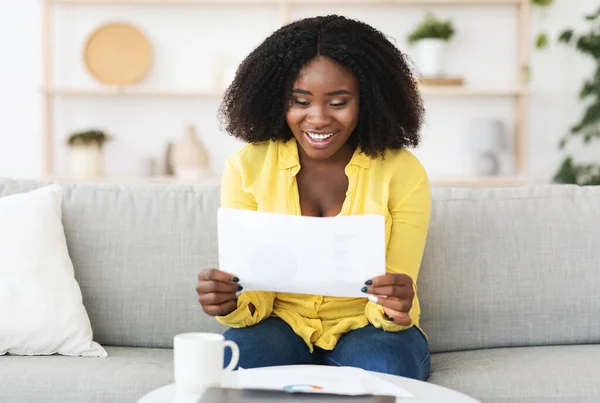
top-left (231, 277), bottom-right (240, 283)
top-left (364, 280), bottom-right (373, 285)
top-left (361, 287), bottom-right (368, 293)
top-left (237, 285), bottom-right (243, 292)
top-left (387, 316), bottom-right (394, 321)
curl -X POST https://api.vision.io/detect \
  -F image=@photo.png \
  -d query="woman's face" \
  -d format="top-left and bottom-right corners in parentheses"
top-left (286, 56), bottom-right (360, 162)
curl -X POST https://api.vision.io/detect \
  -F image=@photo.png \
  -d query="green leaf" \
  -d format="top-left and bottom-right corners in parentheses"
top-left (585, 177), bottom-right (600, 186)
top-left (578, 79), bottom-right (597, 99)
top-left (570, 123), bottom-right (583, 134)
top-left (575, 31), bottom-right (600, 59)
top-left (535, 32), bottom-right (549, 49)
top-left (576, 164), bottom-right (600, 186)
top-left (532, 0), bottom-right (554, 7)
top-left (558, 137), bottom-right (568, 150)
top-left (552, 156), bottom-right (578, 184)
top-left (583, 127), bottom-right (600, 144)
top-left (523, 66), bottom-right (532, 83)
top-left (553, 159), bottom-right (600, 186)
top-left (584, 7), bottom-right (600, 21)
top-left (573, 102), bottom-right (600, 133)
top-left (558, 29), bottom-right (574, 44)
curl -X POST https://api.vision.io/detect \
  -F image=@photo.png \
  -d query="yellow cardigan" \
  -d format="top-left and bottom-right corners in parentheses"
top-left (216, 138), bottom-right (431, 352)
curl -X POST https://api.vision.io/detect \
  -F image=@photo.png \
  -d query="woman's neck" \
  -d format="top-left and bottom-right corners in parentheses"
top-left (297, 143), bottom-right (355, 171)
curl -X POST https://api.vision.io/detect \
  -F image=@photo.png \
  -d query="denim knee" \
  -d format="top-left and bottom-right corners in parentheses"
top-left (222, 317), bottom-right (313, 369)
top-left (324, 325), bottom-right (431, 381)
top-left (371, 347), bottom-right (430, 380)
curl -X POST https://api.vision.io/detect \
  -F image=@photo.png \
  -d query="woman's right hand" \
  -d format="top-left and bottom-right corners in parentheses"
top-left (196, 268), bottom-right (242, 317)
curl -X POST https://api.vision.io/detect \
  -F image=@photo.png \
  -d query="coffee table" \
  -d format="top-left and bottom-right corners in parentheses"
top-left (137, 365), bottom-right (480, 403)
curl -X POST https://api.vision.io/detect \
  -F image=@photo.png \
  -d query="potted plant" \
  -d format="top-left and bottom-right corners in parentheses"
top-left (408, 11), bottom-right (455, 78)
top-left (66, 129), bottom-right (111, 179)
top-left (552, 6), bottom-right (600, 185)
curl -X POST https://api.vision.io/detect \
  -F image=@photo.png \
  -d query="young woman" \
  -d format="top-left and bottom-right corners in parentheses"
top-left (196, 15), bottom-right (431, 380)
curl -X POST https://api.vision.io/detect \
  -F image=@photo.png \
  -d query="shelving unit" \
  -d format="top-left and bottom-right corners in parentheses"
top-left (41, 85), bottom-right (527, 98)
top-left (430, 175), bottom-right (532, 187)
top-left (42, 0), bottom-right (532, 187)
top-left (41, 87), bottom-right (223, 98)
top-left (54, 0), bottom-right (522, 5)
top-left (46, 174), bottom-right (532, 187)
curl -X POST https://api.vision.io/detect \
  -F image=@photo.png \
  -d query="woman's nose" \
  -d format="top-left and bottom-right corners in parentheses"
top-left (306, 106), bottom-right (332, 127)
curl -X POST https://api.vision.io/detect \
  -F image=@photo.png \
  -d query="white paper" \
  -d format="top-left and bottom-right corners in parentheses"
top-left (237, 366), bottom-right (413, 398)
top-left (217, 208), bottom-right (386, 298)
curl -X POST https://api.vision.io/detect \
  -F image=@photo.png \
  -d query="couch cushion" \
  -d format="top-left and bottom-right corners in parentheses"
top-left (0, 179), bottom-right (226, 349)
top-left (0, 185), bottom-right (106, 357)
top-left (428, 345), bottom-right (600, 403)
top-left (418, 185), bottom-right (600, 353)
top-left (0, 347), bottom-right (172, 403)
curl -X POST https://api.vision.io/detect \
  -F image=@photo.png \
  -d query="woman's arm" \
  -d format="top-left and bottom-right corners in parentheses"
top-left (214, 158), bottom-right (276, 327)
top-left (364, 161), bottom-right (431, 331)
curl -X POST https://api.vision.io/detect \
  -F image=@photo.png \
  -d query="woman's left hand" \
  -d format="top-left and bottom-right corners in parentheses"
top-left (362, 273), bottom-right (414, 326)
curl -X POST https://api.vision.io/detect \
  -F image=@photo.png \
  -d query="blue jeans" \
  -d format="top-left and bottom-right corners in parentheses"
top-left (223, 317), bottom-right (430, 380)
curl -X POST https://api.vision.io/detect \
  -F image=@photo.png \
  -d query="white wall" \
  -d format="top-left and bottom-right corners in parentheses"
top-left (0, 0), bottom-right (597, 182)
top-left (0, 0), bottom-right (42, 179)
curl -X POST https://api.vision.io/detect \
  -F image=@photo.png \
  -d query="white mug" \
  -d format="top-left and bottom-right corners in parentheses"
top-left (173, 333), bottom-right (239, 394)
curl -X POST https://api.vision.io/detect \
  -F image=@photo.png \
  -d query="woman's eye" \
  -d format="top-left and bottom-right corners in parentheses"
top-left (331, 101), bottom-right (347, 108)
top-left (293, 99), bottom-right (310, 106)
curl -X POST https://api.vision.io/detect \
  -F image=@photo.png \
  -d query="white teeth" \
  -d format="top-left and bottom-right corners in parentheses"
top-left (307, 132), bottom-right (334, 140)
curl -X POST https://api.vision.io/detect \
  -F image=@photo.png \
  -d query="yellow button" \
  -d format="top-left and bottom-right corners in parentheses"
top-left (313, 296), bottom-right (322, 302)
top-left (309, 313), bottom-right (318, 319)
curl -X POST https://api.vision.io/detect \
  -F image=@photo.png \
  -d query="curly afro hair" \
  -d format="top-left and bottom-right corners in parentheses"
top-left (218, 14), bottom-right (424, 157)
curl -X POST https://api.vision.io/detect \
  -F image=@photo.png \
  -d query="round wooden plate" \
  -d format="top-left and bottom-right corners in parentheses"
top-left (84, 22), bottom-right (152, 85)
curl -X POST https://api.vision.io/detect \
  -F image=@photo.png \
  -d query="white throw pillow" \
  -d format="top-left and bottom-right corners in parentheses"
top-left (0, 185), bottom-right (107, 357)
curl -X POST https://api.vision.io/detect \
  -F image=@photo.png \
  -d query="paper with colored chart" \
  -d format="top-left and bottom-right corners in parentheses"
top-left (237, 366), bottom-right (413, 398)
top-left (217, 208), bottom-right (386, 298)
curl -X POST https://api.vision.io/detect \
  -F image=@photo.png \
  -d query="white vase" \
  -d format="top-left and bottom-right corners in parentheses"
top-left (474, 152), bottom-right (501, 176)
top-left (171, 124), bottom-right (212, 180)
top-left (70, 144), bottom-right (103, 179)
top-left (415, 39), bottom-right (446, 78)
top-left (469, 119), bottom-right (509, 177)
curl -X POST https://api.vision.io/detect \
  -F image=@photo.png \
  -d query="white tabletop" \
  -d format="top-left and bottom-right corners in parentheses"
top-left (137, 365), bottom-right (480, 403)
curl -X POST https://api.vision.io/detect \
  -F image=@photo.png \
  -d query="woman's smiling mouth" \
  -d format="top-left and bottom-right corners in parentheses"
top-left (304, 131), bottom-right (337, 148)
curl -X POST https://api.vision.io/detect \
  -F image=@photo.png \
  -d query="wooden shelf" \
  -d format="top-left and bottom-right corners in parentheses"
top-left (45, 175), bottom-right (221, 184)
top-left (419, 86), bottom-right (527, 97)
top-left (53, 0), bottom-right (522, 5)
top-left (41, 86), bottom-right (526, 98)
top-left (41, 87), bottom-right (222, 98)
top-left (430, 176), bottom-right (532, 187)
top-left (46, 174), bottom-right (530, 187)
top-left (53, 0), bottom-right (283, 4)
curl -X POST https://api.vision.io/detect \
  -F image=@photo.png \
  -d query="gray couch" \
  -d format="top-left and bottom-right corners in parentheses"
top-left (1, 177), bottom-right (599, 403)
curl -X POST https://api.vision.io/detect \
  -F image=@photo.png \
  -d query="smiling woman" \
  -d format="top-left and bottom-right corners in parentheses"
top-left (197, 15), bottom-right (432, 381)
